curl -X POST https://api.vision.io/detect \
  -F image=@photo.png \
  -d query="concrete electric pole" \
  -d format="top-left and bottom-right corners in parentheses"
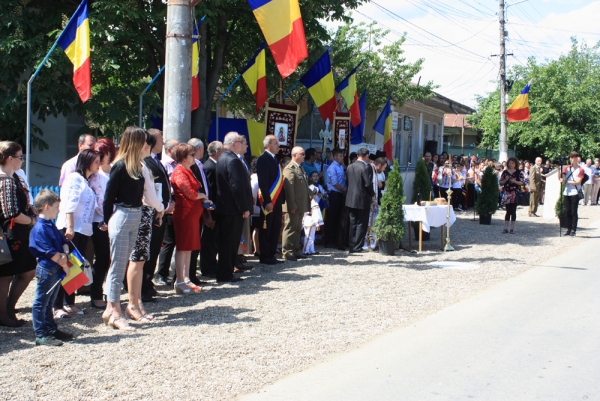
top-left (163, 0), bottom-right (197, 143)
top-left (498, 0), bottom-right (508, 162)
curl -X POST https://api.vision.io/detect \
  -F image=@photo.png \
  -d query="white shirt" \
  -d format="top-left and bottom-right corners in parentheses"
top-left (89, 169), bottom-right (110, 222)
top-left (194, 159), bottom-right (209, 198)
top-left (14, 169), bottom-right (32, 205)
top-left (142, 163), bottom-right (164, 212)
top-left (57, 172), bottom-right (97, 236)
top-left (59, 154), bottom-right (79, 186)
top-left (250, 173), bottom-right (260, 215)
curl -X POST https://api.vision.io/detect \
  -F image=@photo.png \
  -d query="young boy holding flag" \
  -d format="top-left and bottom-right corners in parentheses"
top-left (29, 190), bottom-right (74, 346)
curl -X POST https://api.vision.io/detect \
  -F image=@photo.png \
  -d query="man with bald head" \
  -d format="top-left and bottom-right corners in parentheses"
top-left (59, 133), bottom-right (96, 186)
top-left (528, 157), bottom-right (543, 217)
top-left (257, 135), bottom-right (285, 265)
top-left (281, 146), bottom-right (311, 261)
top-left (214, 132), bottom-right (253, 282)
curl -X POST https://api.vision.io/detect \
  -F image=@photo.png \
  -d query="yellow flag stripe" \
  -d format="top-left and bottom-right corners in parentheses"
top-left (63, 18), bottom-right (90, 70)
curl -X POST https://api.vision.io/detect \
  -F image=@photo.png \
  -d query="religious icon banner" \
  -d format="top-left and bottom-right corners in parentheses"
top-left (265, 102), bottom-right (299, 159)
top-left (334, 112), bottom-right (351, 165)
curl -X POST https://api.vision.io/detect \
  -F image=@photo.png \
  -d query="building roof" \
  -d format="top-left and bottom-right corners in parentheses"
top-left (444, 114), bottom-right (474, 129)
top-left (423, 92), bottom-right (476, 115)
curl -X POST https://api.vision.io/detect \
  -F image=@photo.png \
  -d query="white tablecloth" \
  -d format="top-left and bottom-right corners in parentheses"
top-left (403, 204), bottom-right (456, 232)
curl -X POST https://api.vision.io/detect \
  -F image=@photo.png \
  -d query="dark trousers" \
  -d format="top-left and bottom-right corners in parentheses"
top-left (200, 223), bottom-right (218, 276)
top-left (466, 183), bottom-right (475, 208)
top-left (451, 189), bottom-right (462, 209)
top-left (439, 187), bottom-right (449, 200)
top-left (504, 203), bottom-right (517, 221)
top-left (54, 232), bottom-right (88, 309)
top-left (259, 204), bottom-right (282, 260)
top-left (189, 222), bottom-right (203, 278)
top-left (143, 215), bottom-right (167, 291)
top-left (216, 213), bottom-right (244, 281)
top-left (156, 214), bottom-right (175, 280)
top-left (564, 194), bottom-right (579, 231)
top-left (90, 222), bottom-right (110, 301)
top-left (32, 266), bottom-right (62, 338)
top-left (324, 191), bottom-right (344, 247)
top-left (348, 207), bottom-right (370, 252)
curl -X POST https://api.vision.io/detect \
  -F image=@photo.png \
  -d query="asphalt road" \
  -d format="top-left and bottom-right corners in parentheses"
top-left (240, 223), bottom-right (600, 401)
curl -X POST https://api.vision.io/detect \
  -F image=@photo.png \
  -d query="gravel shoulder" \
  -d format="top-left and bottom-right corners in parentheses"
top-left (1, 203), bottom-right (598, 400)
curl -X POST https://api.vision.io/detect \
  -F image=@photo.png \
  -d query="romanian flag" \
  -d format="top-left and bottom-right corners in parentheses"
top-left (62, 249), bottom-right (88, 295)
top-left (258, 164), bottom-right (284, 206)
top-left (191, 22), bottom-right (201, 111)
top-left (58, 0), bottom-right (91, 103)
top-left (335, 61), bottom-right (363, 127)
top-left (350, 89), bottom-right (367, 145)
top-left (241, 42), bottom-right (267, 114)
top-left (298, 50), bottom-right (336, 124)
top-left (506, 82), bottom-right (531, 122)
top-left (208, 117), bottom-right (265, 157)
top-left (373, 98), bottom-right (393, 160)
top-left (247, 0), bottom-right (308, 78)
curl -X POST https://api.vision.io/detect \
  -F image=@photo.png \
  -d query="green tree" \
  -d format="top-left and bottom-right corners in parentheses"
top-left (468, 39), bottom-right (600, 159)
top-left (373, 158), bottom-right (405, 243)
top-left (1, 0), bottom-right (369, 146)
top-left (475, 166), bottom-right (499, 216)
top-left (411, 158), bottom-right (432, 203)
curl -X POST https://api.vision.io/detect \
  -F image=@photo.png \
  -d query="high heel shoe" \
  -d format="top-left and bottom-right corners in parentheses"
top-left (125, 305), bottom-right (151, 323)
top-left (101, 312), bottom-right (111, 326)
top-left (138, 303), bottom-right (154, 321)
top-left (90, 300), bottom-right (106, 310)
top-left (108, 315), bottom-right (136, 331)
top-left (184, 279), bottom-right (201, 293)
top-left (174, 282), bottom-right (192, 295)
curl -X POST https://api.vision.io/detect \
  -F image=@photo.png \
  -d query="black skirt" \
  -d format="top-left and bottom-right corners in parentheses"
top-left (0, 224), bottom-right (36, 277)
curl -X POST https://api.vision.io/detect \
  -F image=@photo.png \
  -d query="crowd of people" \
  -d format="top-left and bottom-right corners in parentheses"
top-left (1, 129), bottom-right (596, 345)
top-left (0, 128), bottom-right (390, 346)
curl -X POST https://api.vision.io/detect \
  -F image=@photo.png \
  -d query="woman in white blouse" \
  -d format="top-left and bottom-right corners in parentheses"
top-left (124, 132), bottom-right (164, 322)
top-left (54, 149), bottom-right (101, 318)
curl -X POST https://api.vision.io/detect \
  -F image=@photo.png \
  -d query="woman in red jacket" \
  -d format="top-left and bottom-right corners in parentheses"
top-left (170, 144), bottom-right (211, 294)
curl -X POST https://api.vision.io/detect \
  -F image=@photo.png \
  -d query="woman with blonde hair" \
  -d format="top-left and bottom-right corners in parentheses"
top-left (101, 127), bottom-right (146, 331)
top-left (0, 141), bottom-right (37, 327)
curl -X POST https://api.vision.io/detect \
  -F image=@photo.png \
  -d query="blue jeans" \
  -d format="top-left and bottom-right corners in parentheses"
top-left (32, 265), bottom-right (63, 338)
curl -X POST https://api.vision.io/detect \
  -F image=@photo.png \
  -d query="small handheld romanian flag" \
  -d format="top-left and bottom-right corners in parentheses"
top-left (506, 82), bottom-right (531, 122)
top-left (61, 249), bottom-right (88, 295)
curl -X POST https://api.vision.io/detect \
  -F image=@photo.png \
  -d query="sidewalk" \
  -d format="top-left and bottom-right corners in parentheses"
top-left (240, 222), bottom-right (600, 401)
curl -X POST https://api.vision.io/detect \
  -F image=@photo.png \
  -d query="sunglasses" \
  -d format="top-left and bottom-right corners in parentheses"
top-left (13, 155), bottom-right (25, 161)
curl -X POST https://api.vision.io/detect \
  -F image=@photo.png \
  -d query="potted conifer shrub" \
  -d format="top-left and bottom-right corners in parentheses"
top-left (555, 183), bottom-right (568, 228)
top-left (475, 165), bottom-right (498, 225)
top-left (373, 158), bottom-right (405, 255)
top-left (411, 158), bottom-right (433, 241)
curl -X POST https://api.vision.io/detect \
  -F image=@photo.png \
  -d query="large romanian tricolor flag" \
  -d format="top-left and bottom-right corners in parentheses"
top-left (241, 42), bottom-right (267, 114)
top-left (298, 50), bottom-right (336, 124)
top-left (208, 117), bottom-right (265, 157)
top-left (61, 248), bottom-right (88, 295)
top-left (373, 98), bottom-right (393, 160)
top-left (191, 22), bottom-right (201, 111)
top-left (247, 0), bottom-right (308, 78)
top-left (506, 82), bottom-right (531, 122)
top-left (335, 61), bottom-right (364, 127)
top-left (58, 0), bottom-right (91, 103)
top-left (350, 89), bottom-right (367, 145)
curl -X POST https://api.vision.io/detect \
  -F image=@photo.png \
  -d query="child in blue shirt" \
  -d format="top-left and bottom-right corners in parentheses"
top-left (29, 190), bottom-right (73, 346)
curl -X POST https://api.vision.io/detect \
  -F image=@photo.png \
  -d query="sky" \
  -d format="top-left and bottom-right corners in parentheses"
top-left (323, 0), bottom-right (600, 109)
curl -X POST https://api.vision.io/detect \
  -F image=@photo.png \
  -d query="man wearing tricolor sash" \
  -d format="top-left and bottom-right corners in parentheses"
top-left (256, 135), bottom-right (286, 265)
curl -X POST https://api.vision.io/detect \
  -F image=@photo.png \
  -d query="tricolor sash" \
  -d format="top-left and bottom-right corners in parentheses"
top-left (258, 165), bottom-right (284, 207)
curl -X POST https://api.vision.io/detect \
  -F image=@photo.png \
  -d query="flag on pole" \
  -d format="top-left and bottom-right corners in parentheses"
top-left (335, 61), bottom-right (364, 127)
top-left (350, 89), bottom-right (367, 145)
top-left (58, 0), bottom-right (91, 103)
top-left (298, 50), bottom-right (336, 124)
top-left (241, 42), bottom-right (267, 114)
top-left (247, 0), bottom-right (308, 78)
top-left (61, 250), bottom-right (88, 295)
top-left (506, 82), bottom-right (531, 122)
top-left (373, 98), bottom-right (393, 160)
top-left (191, 22), bottom-right (201, 111)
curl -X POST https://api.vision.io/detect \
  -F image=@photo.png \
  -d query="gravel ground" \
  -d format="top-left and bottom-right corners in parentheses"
top-left (1, 203), bottom-right (598, 400)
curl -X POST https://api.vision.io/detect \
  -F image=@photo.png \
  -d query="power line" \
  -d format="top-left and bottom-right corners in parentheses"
top-left (509, 22), bottom-right (600, 36)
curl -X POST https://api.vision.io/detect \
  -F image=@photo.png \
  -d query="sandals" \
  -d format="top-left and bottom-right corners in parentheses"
top-left (108, 315), bottom-right (136, 331)
top-left (63, 305), bottom-right (85, 315)
top-left (54, 309), bottom-right (71, 319)
top-left (184, 279), bottom-right (201, 293)
top-left (174, 282), bottom-right (192, 295)
top-left (125, 305), bottom-right (152, 323)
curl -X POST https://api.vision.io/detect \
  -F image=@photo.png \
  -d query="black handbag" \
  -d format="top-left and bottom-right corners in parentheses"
top-left (0, 226), bottom-right (13, 265)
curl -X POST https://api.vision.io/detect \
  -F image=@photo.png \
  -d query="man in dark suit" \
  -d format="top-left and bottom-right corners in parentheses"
top-left (215, 132), bottom-right (253, 283)
top-left (345, 148), bottom-right (375, 253)
top-left (187, 138), bottom-right (209, 285)
top-left (256, 135), bottom-right (285, 265)
top-left (200, 141), bottom-right (223, 278)
top-left (142, 129), bottom-right (173, 301)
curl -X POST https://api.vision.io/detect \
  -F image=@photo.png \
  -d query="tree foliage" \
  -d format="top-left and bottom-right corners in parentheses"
top-left (411, 158), bottom-right (432, 204)
top-left (373, 158), bottom-right (405, 243)
top-left (468, 39), bottom-right (600, 159)
top-left (1, 0), bottom-right (370, 147)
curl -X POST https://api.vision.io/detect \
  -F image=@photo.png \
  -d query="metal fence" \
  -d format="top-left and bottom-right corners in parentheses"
top-left (31, 185), bottom-right (60, 200)
top-left (442, 146), bottom-right (516, 160)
